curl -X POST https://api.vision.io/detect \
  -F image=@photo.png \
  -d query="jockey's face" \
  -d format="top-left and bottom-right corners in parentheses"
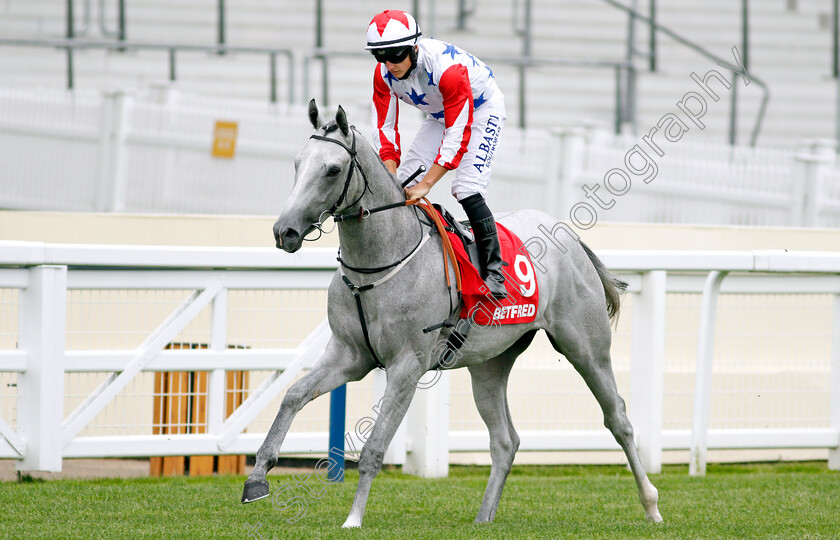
top-left (383, 48), bottom-right (414, 79)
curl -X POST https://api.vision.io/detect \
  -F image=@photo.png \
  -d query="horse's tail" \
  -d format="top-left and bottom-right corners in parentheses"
top-left (580, 241), bottom-right (627, 322)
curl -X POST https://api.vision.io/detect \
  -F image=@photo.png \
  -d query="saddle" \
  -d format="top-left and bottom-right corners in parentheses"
top-left (417, 203), bottom-right (540, 370)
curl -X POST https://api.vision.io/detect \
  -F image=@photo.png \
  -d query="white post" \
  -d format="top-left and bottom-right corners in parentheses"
top-left (95, 91), bottom-right (117, 212)
top-left (829, 293), bottom-right (840, 470)
top-left (630, 270), bottom-right (666, 474)
top-left (16, 265), bottom-right (67, 472)
top-left (403, 370), bottom-right (450, 478)
top-left (372, 369), bottom-right (407, 465)
top-left (207, 288), bottom-right (227, 437)
top-left (689, 270), bottom-right (728, 476)
top-left (551, 127), bottom-right (586, 218)
top-left (95, 91), bottom-right (133, 212)
top-left (793, 139), bottom-right (836, 227)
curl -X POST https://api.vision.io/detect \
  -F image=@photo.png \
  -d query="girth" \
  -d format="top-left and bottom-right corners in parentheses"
top-left (339, 230), bottom-right (433, 370)
top-left (338, 199), bottom-right (463, 371)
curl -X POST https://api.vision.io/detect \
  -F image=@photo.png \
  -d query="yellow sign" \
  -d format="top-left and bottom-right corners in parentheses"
top-left (211, 121), bottom-right (238, 159)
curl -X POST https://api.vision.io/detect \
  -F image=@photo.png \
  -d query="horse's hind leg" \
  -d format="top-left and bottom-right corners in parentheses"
top-left (546, 329), bottom-right (663, 523)
top-left (242, 338), bottom-right (371, 503)
top-left (469, 330), bottom-right (536, 523)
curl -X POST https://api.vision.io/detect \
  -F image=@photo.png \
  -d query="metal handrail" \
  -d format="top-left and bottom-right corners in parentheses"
top-left (649, 0), bottom-right (657, 71)
top-left (303, 49), bottom-right (632, 132)
top-left (0, 38), bottom-right (295, 105)
top-left (217, 0), bottom-right (226, 48)
top-left (457, 0), bottom-right (477, 30)
top-left (98, 0), bottom-right (126, 41)
top-left (66, 0), bottom-right (92, 38)
top-left (834, 0), bottom-right (839, 144)
top-left (603, 0), bottom-right (769, 146)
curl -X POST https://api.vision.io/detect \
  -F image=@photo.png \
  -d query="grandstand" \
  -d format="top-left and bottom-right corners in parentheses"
top-left (0, 0), bottom-right (837, 147)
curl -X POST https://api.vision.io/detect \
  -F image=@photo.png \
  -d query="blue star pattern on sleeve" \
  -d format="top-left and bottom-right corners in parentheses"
top-left (485, 65), bottom-right (494, 78)
top-left (430, 110), bottom-right (445, 120)
top-left (384, 71), bottom-right (397, 86)
top-left (426, 69), bottom-right (436, 86)
top-left (466, 52), bottom-right (480, 67)
top-left (407, 88), bottom-right (429, 106)
top-left (442, 43), bottom-right (460, 60)
top-left (473, 92), bottom-right (487, 109)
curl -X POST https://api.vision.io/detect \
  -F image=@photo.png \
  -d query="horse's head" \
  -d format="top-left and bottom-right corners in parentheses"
top-left (273, 100), bottom-right (364, 253)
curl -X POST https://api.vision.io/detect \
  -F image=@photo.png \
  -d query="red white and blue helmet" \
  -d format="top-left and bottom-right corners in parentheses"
top-left (365, 10), bottom-right (421, 50)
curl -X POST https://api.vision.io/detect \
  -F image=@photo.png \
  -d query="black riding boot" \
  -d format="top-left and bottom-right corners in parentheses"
top-left (460, 194), bottom-right (507, 299)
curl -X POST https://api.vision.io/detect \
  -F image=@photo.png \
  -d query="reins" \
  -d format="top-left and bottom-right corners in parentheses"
top-left (407, 198), bottom-right (462, 293)
top-left (309, 128), bottom-right (463, 369)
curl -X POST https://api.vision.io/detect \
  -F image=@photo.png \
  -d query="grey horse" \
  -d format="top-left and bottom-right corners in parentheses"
top-left (242, 101), bottom-right (662, 528)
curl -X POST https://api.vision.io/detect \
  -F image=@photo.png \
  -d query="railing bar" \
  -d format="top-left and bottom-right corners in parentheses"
top-left (269, 52), bottom-right (277, 104)
top-left (217, 0), bottom-right (225, 48)
top-left (615, 64), bottom-right (622, 134)
top-left (601, 0), bottom-right (769, 146)
top-left (66, 0), bottom-right (75, 39)
top-left (834, 0), bottom-right (839, 79)
top-left (730, 72), bottom-right (738, 145)
top-left (117, 0), bottom-right (126, 42)
top-left (649, 0), bottom-right (656, 71)
top-left (168, 48), bottom-right (176, 82)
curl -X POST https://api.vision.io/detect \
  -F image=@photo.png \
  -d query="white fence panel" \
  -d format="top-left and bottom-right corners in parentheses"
top-left (557, 129), bottom-right (806, 227)
top-left (1, 242), bottom-right (839, 476)
top-left (3, 87), bottom-right (840, 226)
top-left (0, 87), bottom-right (103, 211)
top-left (119, 93), bottom-right (310, 215)
top-left (819, 158), bottom-right (840, 228)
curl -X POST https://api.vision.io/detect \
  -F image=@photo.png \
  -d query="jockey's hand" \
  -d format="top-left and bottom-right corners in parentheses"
top-left (404, 164), bottom-right (447, 200)
top-left (404, 179), bottom-right (433, 200)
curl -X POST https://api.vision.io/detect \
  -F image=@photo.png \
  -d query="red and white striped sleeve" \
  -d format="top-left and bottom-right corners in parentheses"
top-left (435, 64), bottom-right (474, 170)
top-left (372, 64), bottom-right (401, 165)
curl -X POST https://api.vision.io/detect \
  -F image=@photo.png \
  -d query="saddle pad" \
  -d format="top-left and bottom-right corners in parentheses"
top-left (443, 219), bottom-right (540, 326)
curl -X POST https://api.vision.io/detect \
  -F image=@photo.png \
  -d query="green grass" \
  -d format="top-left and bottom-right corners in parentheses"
top-left (1, 462), bottom-right (838, 539)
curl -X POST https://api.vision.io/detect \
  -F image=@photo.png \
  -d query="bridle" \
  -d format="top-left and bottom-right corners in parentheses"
top-left (309, 128), bottom-right (370, 218)
top-left (306, 127), bottom-right (428, 274)
top-left (308, 127), bottom-right (427, 224)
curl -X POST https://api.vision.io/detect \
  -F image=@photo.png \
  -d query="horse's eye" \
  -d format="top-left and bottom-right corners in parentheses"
top-left (327, 166), bottom-right (341, 177)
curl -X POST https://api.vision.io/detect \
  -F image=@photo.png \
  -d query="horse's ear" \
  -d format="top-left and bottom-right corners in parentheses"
top-left (336, 105), bottom-right (349, 137)
top-left (308, 99), bottom-right (323, 130)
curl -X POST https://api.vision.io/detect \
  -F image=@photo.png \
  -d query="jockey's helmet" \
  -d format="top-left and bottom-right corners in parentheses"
top-left (365, 10), bottom-right (421, 51)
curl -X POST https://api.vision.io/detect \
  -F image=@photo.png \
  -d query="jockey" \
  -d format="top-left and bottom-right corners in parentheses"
top-left (366, 9), bottom-right (508, 299)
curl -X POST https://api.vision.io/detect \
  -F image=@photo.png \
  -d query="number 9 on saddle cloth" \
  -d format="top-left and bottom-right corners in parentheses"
top-left (430, 204), bottom-right (540, 369)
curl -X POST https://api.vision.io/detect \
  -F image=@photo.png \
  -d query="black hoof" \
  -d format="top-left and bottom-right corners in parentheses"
top-left (241, 480), bottom-right (270, 503)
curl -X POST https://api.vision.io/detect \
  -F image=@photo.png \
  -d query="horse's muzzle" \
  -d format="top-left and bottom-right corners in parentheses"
top-left (273, 222), bottom-right (301, 252)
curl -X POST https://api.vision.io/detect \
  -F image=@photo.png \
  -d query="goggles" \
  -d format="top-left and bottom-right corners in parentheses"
top-left (370, 46), bottom-right (412, 64)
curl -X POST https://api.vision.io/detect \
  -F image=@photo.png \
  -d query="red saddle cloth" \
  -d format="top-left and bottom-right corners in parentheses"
top-left (443, 220), bottom-right (540, 326)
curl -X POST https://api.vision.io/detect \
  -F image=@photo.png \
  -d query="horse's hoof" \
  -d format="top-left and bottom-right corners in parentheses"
top-left (241, 480), bottom-right (270, 503)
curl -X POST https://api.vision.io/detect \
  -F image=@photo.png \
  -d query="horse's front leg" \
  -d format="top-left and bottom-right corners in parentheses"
top-left (242, 338), bottom-right (371, 503)
top-left (342, 356), bottom-right (424, 528)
